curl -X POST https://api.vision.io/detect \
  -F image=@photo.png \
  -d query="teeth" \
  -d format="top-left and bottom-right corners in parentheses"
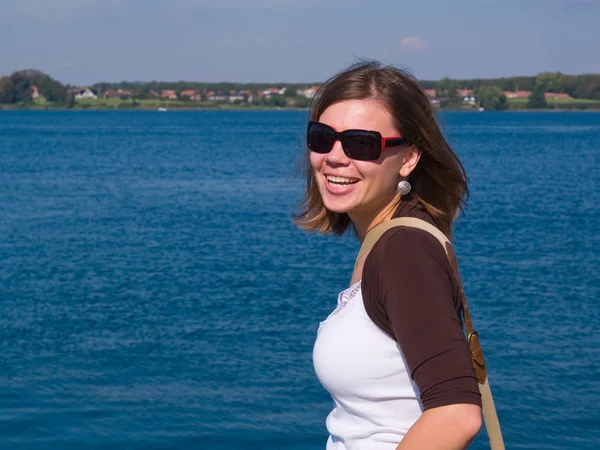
top-left (326, 175), bottom-right (358, 184)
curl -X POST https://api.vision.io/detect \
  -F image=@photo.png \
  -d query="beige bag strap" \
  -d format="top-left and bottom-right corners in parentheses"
top-left (356, 217), bottom-right (505, 450)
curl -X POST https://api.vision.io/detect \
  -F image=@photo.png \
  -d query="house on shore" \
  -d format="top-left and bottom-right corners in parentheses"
top-left (206, 89), bottom-right (252, 103)
top-left (297, 86), bottom-right (320, 99)
top-left (544, 92), bottom-right (571, 99)
top-left (240, 90), bottom-right (253, 103)
top-left (503, 90), bottom-right (531, 99)
top-left (179, 90), bottom-right (205, 102)
top-left (161, 90), bottom-right (177, 100)
top-left (104, 89), bottom-right (133, 99)
top-left (457, 89), bottom-right (477, 105)
top-left (179, 90), bottom-right (196, 98)
top-left (262, 87), bottom-right (286, 97)
top-left (74, 88), bottom-right (98, 99)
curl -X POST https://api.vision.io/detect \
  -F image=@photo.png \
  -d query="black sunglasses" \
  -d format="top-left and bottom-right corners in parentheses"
top-left (307, 121), bottom-right (408, 161)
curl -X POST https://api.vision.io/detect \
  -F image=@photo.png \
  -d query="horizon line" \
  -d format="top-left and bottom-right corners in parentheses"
top-left (6, 68), bottom-right (600, 87)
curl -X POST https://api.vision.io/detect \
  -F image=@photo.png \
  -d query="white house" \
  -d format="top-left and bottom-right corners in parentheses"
top-left (74, 88), bottom-right (98, 100)
top-left (227, 95), bottom-right (245, 102)
top-left (462, 95), bottom-right (478, 105)
top-left (297, 86), bottom-right (320, 99)
top-left (262, 87), bottom-right (286, 97)
top-left (207, 93), bottom-right (247, 103)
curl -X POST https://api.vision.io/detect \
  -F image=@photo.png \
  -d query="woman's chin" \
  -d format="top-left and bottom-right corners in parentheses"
top-left (318, 182), bottom-right (360, 214)
top-left (322, 197), bottom-right (355, 215)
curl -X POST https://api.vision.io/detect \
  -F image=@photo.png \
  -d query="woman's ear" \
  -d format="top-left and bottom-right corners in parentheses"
top-left (399, 145), bottom-right (422, 178)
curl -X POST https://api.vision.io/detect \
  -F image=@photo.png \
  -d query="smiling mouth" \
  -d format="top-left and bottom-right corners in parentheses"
top-left (325, 175), bottom-right (359, 187)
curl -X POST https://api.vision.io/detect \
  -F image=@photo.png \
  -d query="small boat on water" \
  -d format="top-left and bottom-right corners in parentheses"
top-left (157, 107), bottom-right (167, 112)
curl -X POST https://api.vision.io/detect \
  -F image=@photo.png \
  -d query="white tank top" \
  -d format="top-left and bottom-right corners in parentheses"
top-left (313, 281), bottom-right (423, 450)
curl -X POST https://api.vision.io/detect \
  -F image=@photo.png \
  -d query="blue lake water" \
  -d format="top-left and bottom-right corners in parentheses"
top-left (0, 110), bottom-right (598, 449)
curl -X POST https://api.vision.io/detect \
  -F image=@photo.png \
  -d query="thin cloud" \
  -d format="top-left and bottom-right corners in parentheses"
top-left (57, 61), bottom-right (72, 68)
top-left (399, 37), bottom-right (429, 54)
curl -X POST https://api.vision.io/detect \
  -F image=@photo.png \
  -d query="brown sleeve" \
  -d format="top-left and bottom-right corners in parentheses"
top-left (362, 227), bottom-right (482, 410)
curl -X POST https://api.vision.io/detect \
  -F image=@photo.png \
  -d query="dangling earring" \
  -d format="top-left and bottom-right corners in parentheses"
top-left (397, 179), bottom-right (411, 196)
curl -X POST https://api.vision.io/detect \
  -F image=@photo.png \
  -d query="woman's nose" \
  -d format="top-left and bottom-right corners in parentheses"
top-left (324, 140), bottom-right (349, 164)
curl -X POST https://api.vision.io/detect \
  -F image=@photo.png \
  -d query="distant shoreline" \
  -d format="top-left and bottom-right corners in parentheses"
top-left (2, 105), bottom-right (599, 112)
top-left (0, 104), bottom-right (305, 112)
top-left (3, 68), bottom-right (600, 113)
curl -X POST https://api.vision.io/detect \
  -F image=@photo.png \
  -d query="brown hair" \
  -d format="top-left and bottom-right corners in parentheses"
top-left (294, 61), bottom-right (468, 238)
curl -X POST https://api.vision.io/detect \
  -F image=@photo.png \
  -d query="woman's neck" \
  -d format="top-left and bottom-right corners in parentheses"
top-left (351, 194), bottom-right (402, 242)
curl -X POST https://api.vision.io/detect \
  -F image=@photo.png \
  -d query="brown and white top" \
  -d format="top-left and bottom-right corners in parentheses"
top-left (313, 199), bottom-right (481, 449)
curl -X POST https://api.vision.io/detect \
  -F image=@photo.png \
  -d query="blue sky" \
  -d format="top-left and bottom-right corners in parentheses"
top-left (0, 0), bottom-right (598, 85)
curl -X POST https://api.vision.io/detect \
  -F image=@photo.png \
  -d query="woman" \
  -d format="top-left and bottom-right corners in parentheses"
top-left (295, 61), bottom-right (483, 449)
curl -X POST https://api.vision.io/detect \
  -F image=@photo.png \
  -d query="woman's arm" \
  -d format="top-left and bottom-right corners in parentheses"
top-left (363, 227), bottom-right (484, 447)
top-left (396, 404), bottom-right (482, 450)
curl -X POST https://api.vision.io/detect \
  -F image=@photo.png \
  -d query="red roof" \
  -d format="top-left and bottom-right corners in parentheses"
top-left (103, 89), bottom-right (132, 98)
top-left (544, 92), bottom-right (571, 99)
top-left (180, 90), bottom-right (196, 96)
top-left (504, 90), bottom-right (531, 99)
top-left (424, 89), bottom-right (436, 98)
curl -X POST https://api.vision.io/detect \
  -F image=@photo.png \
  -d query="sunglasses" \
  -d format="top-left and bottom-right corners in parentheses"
top-left (307, 121), bottom-right (408, 161)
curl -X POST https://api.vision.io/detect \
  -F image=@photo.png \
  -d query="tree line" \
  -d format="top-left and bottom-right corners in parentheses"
top-left (0, 70), bottom-right (73, 106)
top-left (2, 69), bottom-right (600, 109)
top-left (88, 72), bottom-right (600, 101)
top-left (421, 72), bottom-right (600, 101)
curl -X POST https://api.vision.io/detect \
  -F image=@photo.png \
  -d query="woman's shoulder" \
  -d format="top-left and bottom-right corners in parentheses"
top-left (361, 200), bottom-right (461, 336)
top-left (369, 227), bottom-right (449, 276)
top-left (370, 198), bottom-right (448, 264)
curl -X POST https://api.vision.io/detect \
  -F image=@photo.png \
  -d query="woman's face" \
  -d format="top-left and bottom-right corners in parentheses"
top-left (310, 99), bottom-right (419, 228)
